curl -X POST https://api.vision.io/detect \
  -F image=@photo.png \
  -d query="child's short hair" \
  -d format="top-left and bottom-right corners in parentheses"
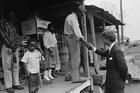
top-left (27, 38), bottom-right (36, 46)
top-left (102, 31), bottom-right (116, 42)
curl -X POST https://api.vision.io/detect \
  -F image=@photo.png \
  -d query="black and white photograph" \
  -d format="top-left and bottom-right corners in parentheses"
top-left (0, 0), bottom-right (140, 93)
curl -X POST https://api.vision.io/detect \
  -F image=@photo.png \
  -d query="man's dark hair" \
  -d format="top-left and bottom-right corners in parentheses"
top-left (73, 5), bottom-right (86, 16)
top-left (102, 31), bottom-right (116, 42)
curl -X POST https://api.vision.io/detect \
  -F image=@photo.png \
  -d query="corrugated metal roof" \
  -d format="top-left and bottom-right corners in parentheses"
top-left (86, 5), bottom-right (124, 25)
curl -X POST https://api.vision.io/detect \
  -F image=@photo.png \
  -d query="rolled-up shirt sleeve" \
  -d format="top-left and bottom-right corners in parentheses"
top-left (70, 15), bottom-right (84, 39)
top-left (21, 52), bottom-right (28, 63)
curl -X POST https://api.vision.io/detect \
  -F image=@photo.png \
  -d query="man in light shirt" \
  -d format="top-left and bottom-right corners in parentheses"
top-left (64, 5), bottom-right (92, 83)
top-left (91, 31), bottom-right (128, 93)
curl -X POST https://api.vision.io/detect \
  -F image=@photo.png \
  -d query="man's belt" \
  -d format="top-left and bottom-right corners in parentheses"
top-left (64, 34), bottom-right (75, 37)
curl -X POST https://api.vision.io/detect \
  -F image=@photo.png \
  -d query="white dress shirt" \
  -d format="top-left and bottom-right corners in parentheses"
top-left (64, 12), bottom-right (84, 39)
top-left (108, 42), bottom-right (115, 53)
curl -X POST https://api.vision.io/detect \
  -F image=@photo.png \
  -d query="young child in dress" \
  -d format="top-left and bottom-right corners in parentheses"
top-left (21, 38), bottom-right (43, 93)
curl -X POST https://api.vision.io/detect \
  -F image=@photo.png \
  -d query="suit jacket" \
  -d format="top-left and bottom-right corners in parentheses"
top-left (95, 43), bottom-right (128, 89)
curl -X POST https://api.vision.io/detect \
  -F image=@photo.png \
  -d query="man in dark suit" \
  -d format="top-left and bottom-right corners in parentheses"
top-left (92, 31), bottom-right (128, 93)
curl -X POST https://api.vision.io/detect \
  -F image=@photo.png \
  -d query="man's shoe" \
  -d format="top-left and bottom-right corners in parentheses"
top-left (6, 88), bottom-right (15, 93)
top-left (72, 79), bottom-right (86, 83)
top-left (65, 76), bottom-right (72, 81)
top-left (13, 85), bottom-right (24, 90)
top-left (56, 72), bottom-right (65, 76)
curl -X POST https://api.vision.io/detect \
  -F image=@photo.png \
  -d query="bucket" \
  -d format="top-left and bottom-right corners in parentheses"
top-left (59, 47), bottom-right (69, 73)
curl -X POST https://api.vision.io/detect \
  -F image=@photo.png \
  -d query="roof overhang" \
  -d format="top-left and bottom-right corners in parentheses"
top-left (86, 5), bottom-right (124, 26)
top-left (0, 0), bottom-right (123, 26)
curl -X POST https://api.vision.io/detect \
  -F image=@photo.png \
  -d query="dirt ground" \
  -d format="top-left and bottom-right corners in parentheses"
top-left (125, 82), bottom-right (140, 93)
top-left (124, 45), bottom-right (140, 93)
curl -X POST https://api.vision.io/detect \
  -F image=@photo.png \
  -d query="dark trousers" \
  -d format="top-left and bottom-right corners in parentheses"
top-left (105, 88), bottom-right (124, 93)
top-left (28, 73), bottom-right (40, 93)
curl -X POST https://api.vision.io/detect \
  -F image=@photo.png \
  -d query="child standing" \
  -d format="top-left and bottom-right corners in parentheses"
top-left (21, 38), bottom-right (43, 93)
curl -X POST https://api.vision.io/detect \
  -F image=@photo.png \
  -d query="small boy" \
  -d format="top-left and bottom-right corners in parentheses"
top-left (21, 38), bottom-right (43, 93)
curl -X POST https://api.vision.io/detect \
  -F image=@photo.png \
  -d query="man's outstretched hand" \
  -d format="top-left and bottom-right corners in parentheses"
top-left (79, 38), bottom-right (96, 50)
top-left (88, 43), bottom-right (96, 51)
top-left (87, 43), bottom-right (93, 50)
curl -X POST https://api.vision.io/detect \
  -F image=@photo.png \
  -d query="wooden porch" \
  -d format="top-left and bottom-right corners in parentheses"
top-left (0, 76), bottom-right (91, 93)
top-left (0, 69), bottom-right (106, 93)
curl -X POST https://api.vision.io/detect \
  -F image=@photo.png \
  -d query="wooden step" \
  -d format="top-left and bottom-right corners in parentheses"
top-left (67, 78), bottom-right (91, 93)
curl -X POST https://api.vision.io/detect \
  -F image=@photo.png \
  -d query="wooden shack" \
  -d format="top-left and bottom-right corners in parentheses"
top-left (0, 0), bottom-right (123, 93)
